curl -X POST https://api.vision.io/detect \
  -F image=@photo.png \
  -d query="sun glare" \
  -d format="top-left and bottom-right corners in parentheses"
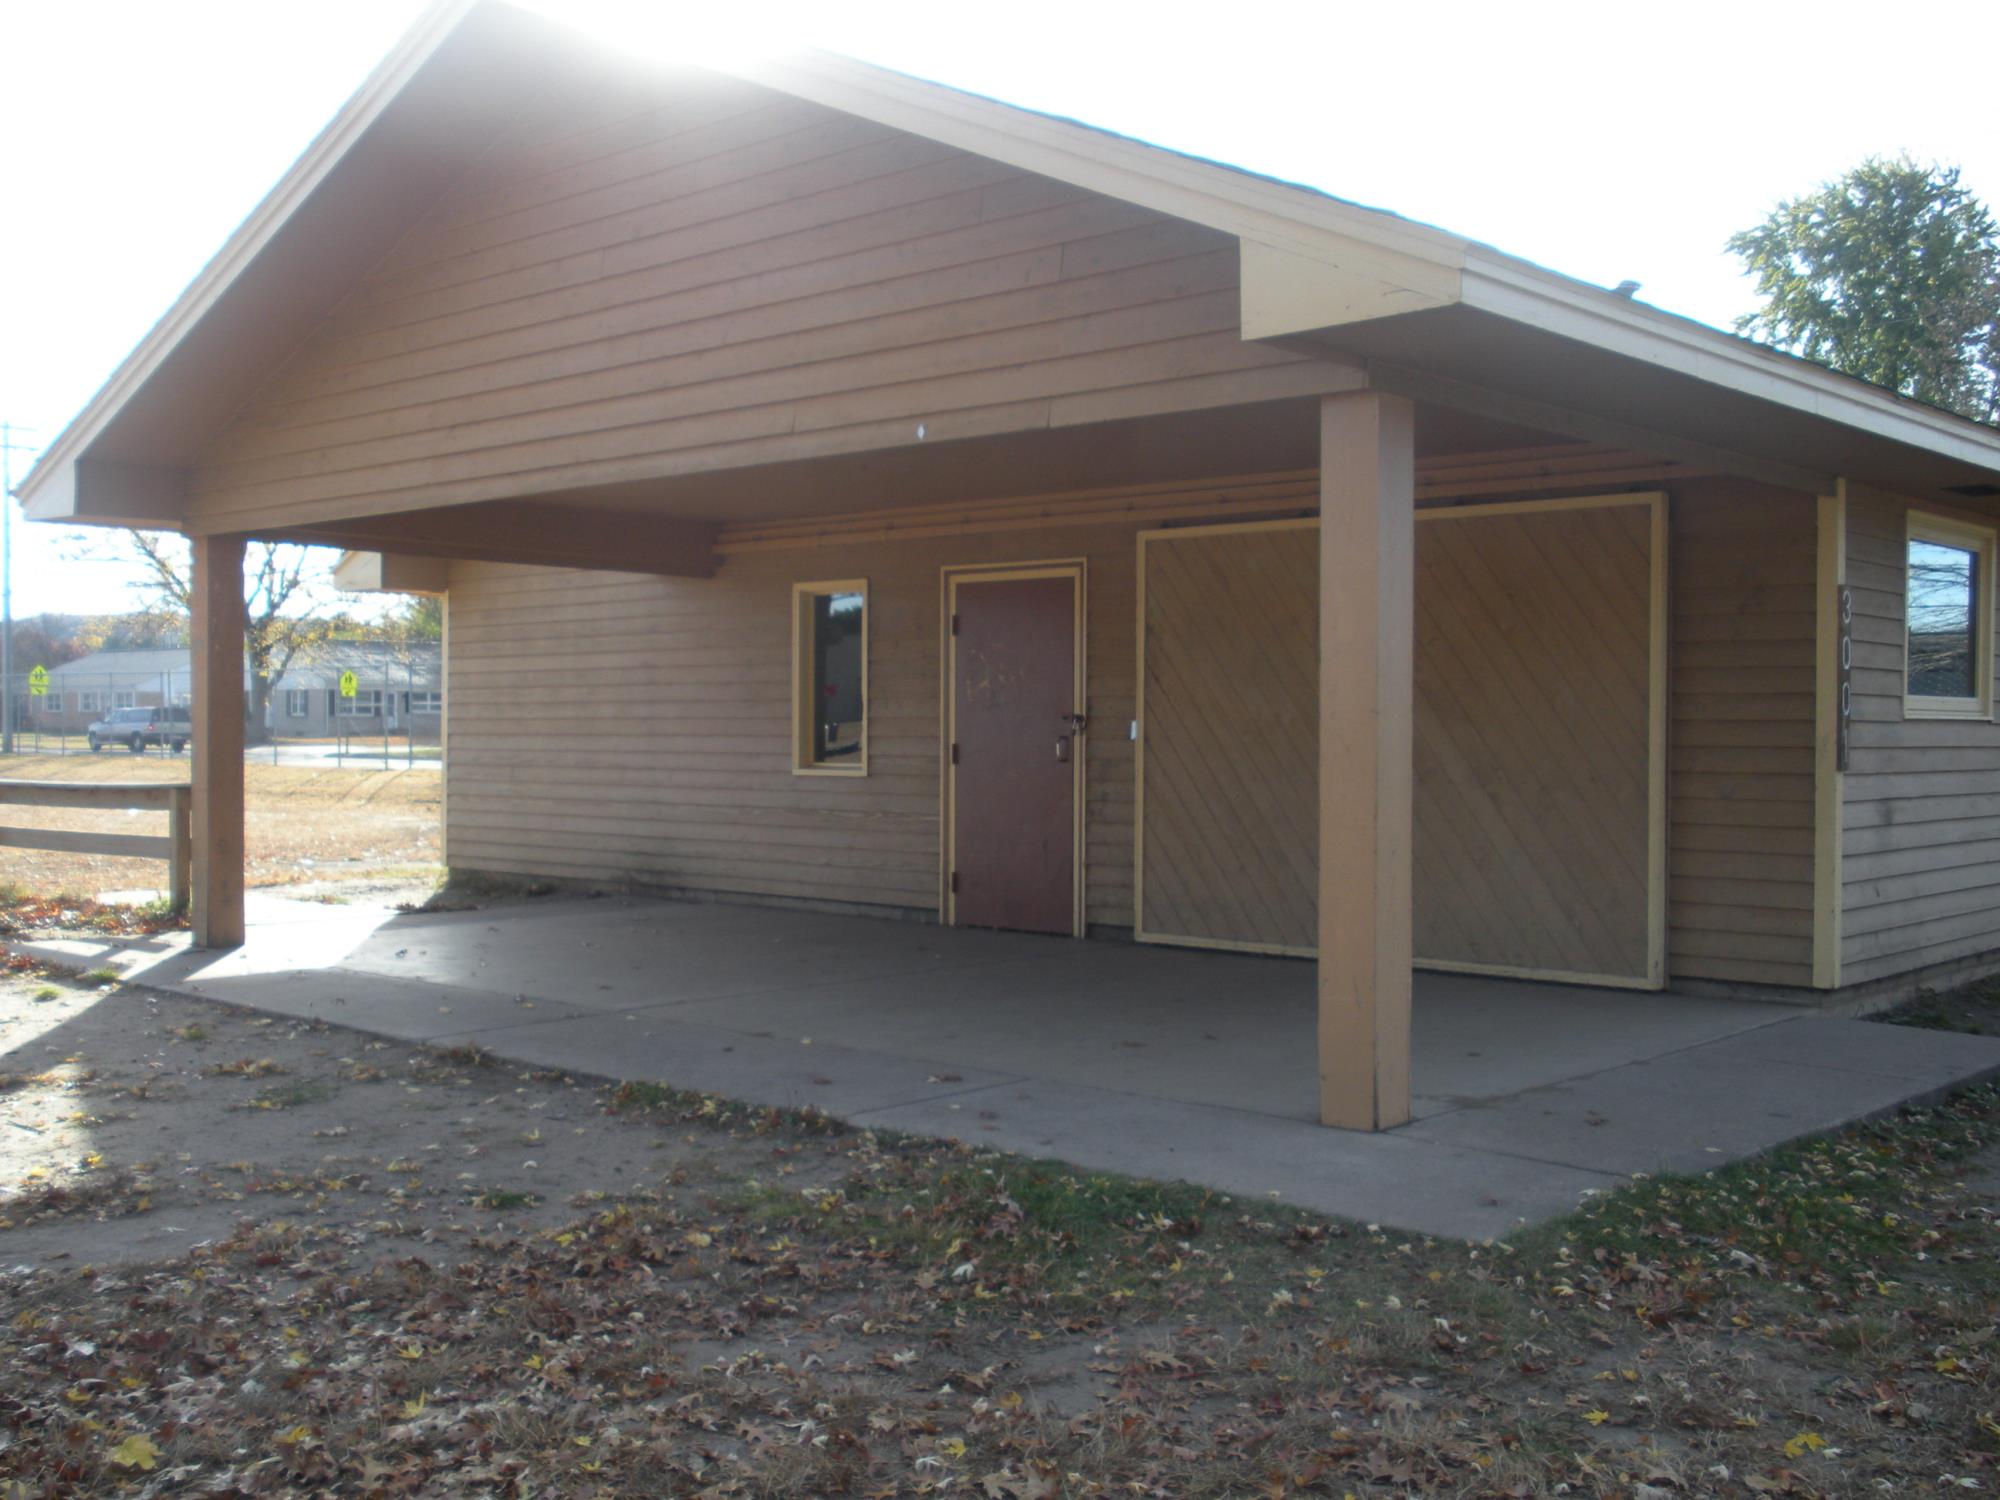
top-left (516, 0), bottom-right (794, 75)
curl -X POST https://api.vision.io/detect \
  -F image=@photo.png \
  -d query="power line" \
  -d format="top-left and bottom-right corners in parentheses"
top-left (1, 424), bottom-right (47, 756)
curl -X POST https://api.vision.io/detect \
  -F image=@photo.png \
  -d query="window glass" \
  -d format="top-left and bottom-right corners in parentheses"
top-left (1908, 537), bottom-right (1978, 699)
top-left (794, 584), bottom-right (866, 772)
top-left (809, 592), bottom-right (865, 764)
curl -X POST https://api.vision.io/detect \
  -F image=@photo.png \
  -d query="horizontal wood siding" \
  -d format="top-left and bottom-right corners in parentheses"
top-left (446, 470), bottom-right (1833, 984)
top-left (445, 519), bottom-right (1144, 926)
top-left (1841, 483), bottom-right (2000, 984)
top-left (1667, 479), bottom-right (1817, 987)
top-left (183, 61), bottom-right (1329, 533)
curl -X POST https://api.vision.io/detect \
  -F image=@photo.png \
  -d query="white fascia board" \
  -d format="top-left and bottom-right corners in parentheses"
top-left (16, 0), bottom-right (478, 519)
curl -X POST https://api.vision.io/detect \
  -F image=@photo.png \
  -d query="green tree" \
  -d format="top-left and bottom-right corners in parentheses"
top-left (395, 595), bottom-right (444, 643)
top-left (1729, 157), bottom-right (2000, 423)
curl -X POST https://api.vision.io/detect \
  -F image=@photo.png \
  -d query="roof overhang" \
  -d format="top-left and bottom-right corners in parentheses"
top-left (332, 552), bottom-right (451, 595)
top-left (18, 0), bottom-right (2000, 531)
top-left (19, 0), bottom-right (549, 523)
top-left (1240, 241), bottom-right (2000, 498)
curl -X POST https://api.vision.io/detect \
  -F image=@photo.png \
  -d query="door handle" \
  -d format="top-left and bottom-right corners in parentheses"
top-left (1056, 736), bottom-right (1070, 763)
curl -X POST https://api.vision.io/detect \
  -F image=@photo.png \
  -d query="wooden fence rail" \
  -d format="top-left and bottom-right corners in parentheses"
top-left (0, 781), bottom-right (192, 912)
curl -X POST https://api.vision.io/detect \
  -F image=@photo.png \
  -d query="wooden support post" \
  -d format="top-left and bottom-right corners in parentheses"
top-left (1812, 482), bottom-right (1848, 990)
top-left (168, 787), bottom-right (191, 916)
top-left (1317, 391), bottom-right (1415, 1131)
top-left (192, 534), bottom-right (246, 948)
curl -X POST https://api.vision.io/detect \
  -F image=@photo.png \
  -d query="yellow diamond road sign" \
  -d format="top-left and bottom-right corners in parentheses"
top-left (27, 666), bottom-right (49, 696)
top-left (338, 670), bottom-right (359, 698)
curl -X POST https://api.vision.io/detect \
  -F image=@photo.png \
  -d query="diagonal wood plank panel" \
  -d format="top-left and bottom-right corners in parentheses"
top-left (1140, 525), bottom-right (1319, 951)
top-left (1138, 501), bottom-right (1656, 980)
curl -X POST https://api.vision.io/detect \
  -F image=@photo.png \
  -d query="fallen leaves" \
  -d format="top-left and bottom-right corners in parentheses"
top-left (106, 1434), bottom-right (159, 1471)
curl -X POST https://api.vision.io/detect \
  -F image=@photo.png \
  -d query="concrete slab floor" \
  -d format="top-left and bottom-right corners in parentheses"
top-left (21, 891), bottom-right (2000, 1240)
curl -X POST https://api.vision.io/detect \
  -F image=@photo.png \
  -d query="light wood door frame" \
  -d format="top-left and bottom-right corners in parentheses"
top-left (1133, 492), bottom-right (1669, 988)
top-left (939, 560), bottom-right (1088, 937)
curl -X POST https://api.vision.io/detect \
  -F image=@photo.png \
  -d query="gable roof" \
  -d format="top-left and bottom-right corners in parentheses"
top-left (48, 649), bottom-right (191, 686)
top-left (19, 0), bottom-right (2000, 524)
top-left (272, 640), bottom-right (442, 691)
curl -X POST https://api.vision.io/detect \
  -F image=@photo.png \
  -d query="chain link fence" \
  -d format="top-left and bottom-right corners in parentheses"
top-left (0, 636), bottom-right (443, 768)
top-left (0, 667), bottom-right (191, 758)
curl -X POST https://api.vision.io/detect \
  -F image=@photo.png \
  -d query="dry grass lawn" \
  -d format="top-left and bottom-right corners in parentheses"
top-left (0, 753), bottom-right (439, 896)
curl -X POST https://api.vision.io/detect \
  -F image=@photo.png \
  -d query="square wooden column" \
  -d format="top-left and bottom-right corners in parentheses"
top-left (1317, 391), bottom-right (1415, 1130)
top-left (192, 534), bottom-right (247, 949)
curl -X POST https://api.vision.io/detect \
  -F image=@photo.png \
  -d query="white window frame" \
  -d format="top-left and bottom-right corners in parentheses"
top-left (41, 692), bottom-right (62, 713)
top-left (1905, 510), bottom-right (1997, 721)
top-left (408, 691), bottom-right (442, 713)
top-left (112, 690), bottom-right (137, 709)
top-left (285, 688), bottom-right (310, 718)
top-left (336, 688), bottom-right (384, 717)
top-left (76, 690), bottom-right (101, 714)
top-left (790, 579), bottom-right (869, 777)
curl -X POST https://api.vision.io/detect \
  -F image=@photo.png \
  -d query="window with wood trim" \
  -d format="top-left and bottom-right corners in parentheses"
top-left (791, 581), bottom-right (868, 774)
top-left (1906, 511), bottom-right (1997, 719)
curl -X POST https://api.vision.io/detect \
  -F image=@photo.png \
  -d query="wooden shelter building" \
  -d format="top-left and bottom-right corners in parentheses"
top-left (24, 2), bottom-right (2000, 1129)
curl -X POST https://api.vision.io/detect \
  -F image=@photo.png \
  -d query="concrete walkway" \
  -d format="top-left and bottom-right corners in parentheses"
top-left (20, 893), bottom-right (2000, 1240)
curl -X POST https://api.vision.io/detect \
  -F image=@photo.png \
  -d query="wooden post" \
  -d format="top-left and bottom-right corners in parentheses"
top-left (192, 534), bottom-right (246, 948)
top-left (168, 786), bottom-right (191, 915)
top-left (1317, 391), bottom-right (1415, 1131)
top-left (1812, 482), bottom-right (1847, 990)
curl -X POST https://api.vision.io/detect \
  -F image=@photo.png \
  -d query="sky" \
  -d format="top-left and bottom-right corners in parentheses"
top-left (0, 0), bottom-right (1995, 618)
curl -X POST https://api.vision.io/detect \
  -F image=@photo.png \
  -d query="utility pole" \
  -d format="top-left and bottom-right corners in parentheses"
top-left (0, 424), bottom-right (40, 757)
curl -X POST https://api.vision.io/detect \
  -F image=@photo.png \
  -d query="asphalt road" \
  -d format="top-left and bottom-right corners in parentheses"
top-left (247, 741), bottom-right (442, 771)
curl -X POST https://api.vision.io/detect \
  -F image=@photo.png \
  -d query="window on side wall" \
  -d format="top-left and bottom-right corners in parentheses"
top-left (791, 581), bottom-right (868, 775)
top-left (286, 689), bottom-right (310, 718)
top-left (1905, 512), bottom-right (1997, 719)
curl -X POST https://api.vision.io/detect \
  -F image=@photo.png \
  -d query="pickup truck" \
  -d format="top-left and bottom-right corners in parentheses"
top-left (86, 705), bottom-right (192, 754)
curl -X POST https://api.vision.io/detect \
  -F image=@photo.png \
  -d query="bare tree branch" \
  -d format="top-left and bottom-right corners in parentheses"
top-left (86, 531), bottom-right (350, 741)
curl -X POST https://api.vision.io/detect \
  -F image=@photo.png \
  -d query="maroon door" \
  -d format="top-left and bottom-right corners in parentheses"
top-left (951, 574), bottom-right (1079, 935)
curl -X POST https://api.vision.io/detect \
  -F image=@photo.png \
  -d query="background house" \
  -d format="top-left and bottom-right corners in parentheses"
top-left (28, 649), bottom-right (191, 734)
top-left (266, 642), bottom-right (442, 741)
